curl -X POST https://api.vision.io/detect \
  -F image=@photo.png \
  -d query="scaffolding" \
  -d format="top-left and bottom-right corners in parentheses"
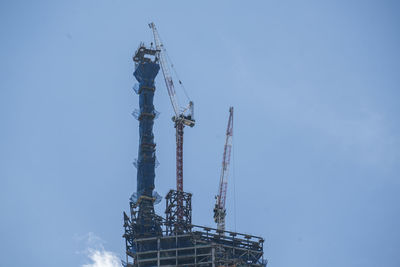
top-left (123, 190), bottom-right (266, 267)
top-left (165, 190), bottom-right (192, 235)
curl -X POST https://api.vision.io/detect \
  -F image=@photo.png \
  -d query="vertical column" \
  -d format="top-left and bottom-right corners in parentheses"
top-left (175, 120), bottom-right (184, 192)
top-left (175, 121), bottom-right (184, 223)
top-left (133, 53), bottom-right (161, 237)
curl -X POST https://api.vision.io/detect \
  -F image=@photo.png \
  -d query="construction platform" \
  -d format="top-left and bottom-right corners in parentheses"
top-left (123, 190), bottom-right (266, 267)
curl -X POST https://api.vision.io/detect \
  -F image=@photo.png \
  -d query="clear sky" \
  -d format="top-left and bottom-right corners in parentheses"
top-left (1, 1), bottom-right (399, 267)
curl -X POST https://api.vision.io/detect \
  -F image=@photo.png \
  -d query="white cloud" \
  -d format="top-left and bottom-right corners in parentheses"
top-left (77, 232), bottom-right (122, 267)
top-left (82, 248), bottom-right (122, 267)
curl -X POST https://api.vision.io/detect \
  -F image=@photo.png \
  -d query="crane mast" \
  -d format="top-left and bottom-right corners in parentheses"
top-left (149, 22), bottom-right (195, 223)
top-left (214, 107), bottom-right (234, 231)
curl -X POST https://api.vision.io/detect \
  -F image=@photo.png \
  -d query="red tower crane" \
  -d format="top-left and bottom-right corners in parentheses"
top-left (149, 23), bottom-right (195, 220)
top-left (214, 107), bottom-right (234, 231)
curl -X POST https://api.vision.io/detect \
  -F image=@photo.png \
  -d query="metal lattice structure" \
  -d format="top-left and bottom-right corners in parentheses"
top-left (124, 192), bottom-right (266, 267)
top-left (165, 190), bottom-right (192, 235)
top-left (123, 220), bottom-right (266, 267)
top-left (214, 107), bottom-right (234, 231)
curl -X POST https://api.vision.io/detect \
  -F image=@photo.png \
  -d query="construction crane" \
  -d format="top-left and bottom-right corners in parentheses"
top-left (149, 22), bottom-right (195, 220)
top-left (214, 107), bottom-right (234, 231)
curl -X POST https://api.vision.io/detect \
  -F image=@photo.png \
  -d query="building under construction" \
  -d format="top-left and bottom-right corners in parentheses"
top-left (123, 24), bottom-right (266, 267)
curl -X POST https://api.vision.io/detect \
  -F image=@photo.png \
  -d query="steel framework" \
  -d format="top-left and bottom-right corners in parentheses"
top-left (214, 107), bottom-right (234, 231)
top-left (124, 194), bottom-right (266, 267)
top-left (165, 189), bottom-right (192, 235)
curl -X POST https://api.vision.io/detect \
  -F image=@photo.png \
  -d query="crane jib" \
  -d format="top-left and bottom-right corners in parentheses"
top-left (215, 107), bottom-right (234, 231)
top-left (149, 22), bottom-right (194, 121)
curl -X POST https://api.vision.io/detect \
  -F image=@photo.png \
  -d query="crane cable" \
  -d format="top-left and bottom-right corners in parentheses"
top-left (167, 52), bottom-right (191, 102)
top-left (232, 118), bottom-right (237, 232)
top-left (154, 28), bottom-right (191, 104)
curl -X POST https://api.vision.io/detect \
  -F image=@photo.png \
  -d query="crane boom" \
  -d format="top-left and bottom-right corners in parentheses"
top-left (149, 22), bottom-right (180, 117)
top-left (214, 107), bottom-right (234, 231)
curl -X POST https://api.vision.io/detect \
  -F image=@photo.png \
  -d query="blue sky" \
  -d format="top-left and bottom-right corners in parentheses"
top-left (1, 1), bottom-right (399, 266)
